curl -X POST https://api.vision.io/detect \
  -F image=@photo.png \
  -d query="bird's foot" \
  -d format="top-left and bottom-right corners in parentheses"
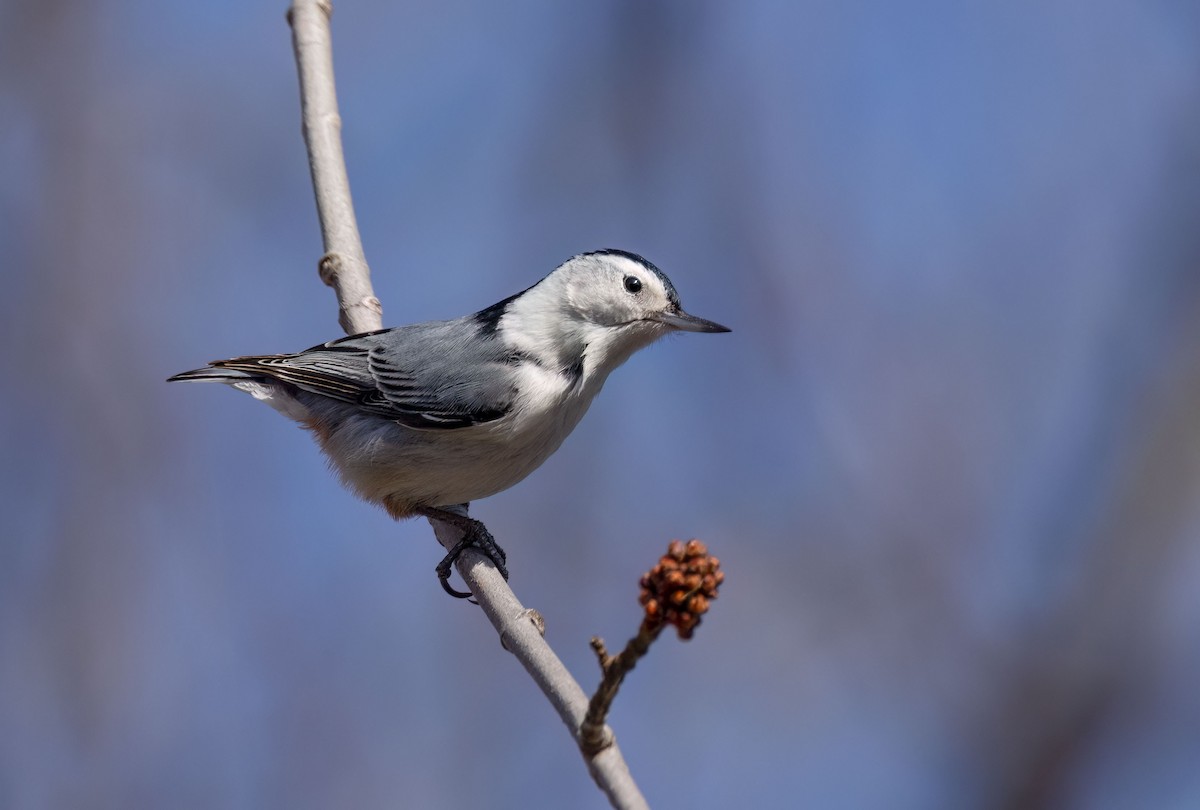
top-left (417, 507), bottom-right (509, 599)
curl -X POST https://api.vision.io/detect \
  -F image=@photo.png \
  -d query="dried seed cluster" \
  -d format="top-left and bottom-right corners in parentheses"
top-left (639, 539), bottom-right (724, 639)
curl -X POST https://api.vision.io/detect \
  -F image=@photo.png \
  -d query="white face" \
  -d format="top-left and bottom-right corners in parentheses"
top-left (560, 252), bottom-right (681, 330)
top-left (500, 250), bottom-right (728, 380)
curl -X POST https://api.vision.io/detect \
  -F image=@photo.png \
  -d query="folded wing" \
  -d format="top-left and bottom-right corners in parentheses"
top-left (205, 321), bottom-right (517, 430)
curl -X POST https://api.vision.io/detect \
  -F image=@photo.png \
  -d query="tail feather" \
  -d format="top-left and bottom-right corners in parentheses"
top-left (168, 364), bottom-right (314, 422)
top-left (167, 367), bottom-right (260, 383)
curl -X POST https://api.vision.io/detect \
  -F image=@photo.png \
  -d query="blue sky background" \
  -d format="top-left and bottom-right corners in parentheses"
top-left (3, 1), bottom-right (1200, 808)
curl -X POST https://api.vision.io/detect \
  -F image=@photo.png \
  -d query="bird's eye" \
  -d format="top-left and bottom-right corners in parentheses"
top-left (623, 276), bottom-right (642, 294)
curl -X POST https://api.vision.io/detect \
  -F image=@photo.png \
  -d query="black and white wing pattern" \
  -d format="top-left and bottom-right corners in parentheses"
top-left (207, 320), bottom-right (517, 430)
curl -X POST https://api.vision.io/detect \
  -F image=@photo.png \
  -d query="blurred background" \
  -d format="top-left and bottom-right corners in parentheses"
top-left (3, 1), bottom-right (1199, 808)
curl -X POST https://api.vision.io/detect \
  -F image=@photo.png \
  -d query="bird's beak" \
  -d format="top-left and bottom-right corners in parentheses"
top-left (655, 309), bottom-right (731, 333)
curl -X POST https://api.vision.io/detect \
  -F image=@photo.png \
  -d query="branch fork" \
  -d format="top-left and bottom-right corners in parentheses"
top-left (580, 540), bottom-right (725, 757)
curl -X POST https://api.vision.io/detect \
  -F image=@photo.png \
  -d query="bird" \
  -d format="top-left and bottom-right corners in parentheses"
top-left (169, 249), bottom-right (730, 596)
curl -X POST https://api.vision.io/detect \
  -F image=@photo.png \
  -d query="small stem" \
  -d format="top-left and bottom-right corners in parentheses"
top-left (580, 621), bottom-right (664, 756)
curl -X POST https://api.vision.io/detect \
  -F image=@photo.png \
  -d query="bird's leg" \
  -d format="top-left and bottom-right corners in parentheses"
top-left (416, 505), bottom-right (509, 599)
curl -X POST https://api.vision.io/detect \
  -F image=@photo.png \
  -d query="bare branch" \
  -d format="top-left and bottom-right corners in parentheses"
top-left (288, 0), bottom-right (381, 335)
top-left (427, 515), bottom-right (649, 810)
top-left (285, 4), bottom-right (648, 807)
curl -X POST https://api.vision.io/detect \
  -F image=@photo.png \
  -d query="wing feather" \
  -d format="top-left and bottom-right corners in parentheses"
top-left (211, 321), bottom-right (516, 430)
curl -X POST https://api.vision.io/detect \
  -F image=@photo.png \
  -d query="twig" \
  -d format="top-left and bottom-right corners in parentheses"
top-left (580, 624), bottom-right (662, 756)
top-left (287, 0), bottom-right (381, 336)
top-left (284, 4), bottom-right (647, 808)
top-left (581, 540), bottom-right (725, 757)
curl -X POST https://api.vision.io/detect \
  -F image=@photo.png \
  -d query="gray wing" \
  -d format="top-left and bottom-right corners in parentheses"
top-left (208, 319), bottom-right (518, 430)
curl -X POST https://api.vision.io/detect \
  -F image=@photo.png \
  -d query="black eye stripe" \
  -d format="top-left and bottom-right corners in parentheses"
top-left (623, 275), bottom-right (642, 294)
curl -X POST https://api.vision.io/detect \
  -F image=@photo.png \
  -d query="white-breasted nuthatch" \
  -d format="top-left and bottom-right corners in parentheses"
top-left (169, 249), bottom-right (730, 596)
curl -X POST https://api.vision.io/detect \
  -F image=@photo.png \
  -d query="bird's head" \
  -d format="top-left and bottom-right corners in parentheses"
top-left (500, 250), bottom-right (730, 380)
top-left (555, 250), bottom-right (729, 337)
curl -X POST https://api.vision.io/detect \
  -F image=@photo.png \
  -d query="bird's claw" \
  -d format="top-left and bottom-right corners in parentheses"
top-left (434, 523), bottom-right (509, 600)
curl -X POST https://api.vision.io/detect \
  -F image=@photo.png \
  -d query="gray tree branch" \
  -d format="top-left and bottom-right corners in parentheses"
top-left (284, 3), bottom-right (648, 807)
top-left (288, 0), bottom-right (381, 335)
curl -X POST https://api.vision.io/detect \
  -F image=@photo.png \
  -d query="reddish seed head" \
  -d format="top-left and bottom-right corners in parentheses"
top-left (639, 539), bottom-right (724, 639)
